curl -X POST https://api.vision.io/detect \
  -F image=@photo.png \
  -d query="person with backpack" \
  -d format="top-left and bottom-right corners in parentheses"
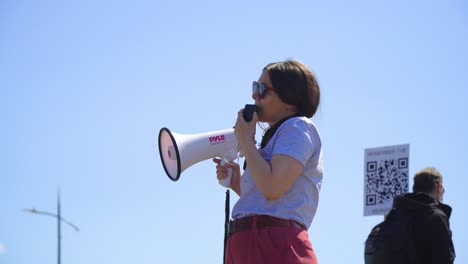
top-left (365, 167), bottom-right (456, 264)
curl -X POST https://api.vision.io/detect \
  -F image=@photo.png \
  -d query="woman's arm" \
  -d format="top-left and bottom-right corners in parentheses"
top-left (235, 111), bottom-right (304, 200)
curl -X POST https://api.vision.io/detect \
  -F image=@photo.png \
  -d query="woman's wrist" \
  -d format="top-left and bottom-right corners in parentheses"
top-left (231, 184), bottom-right (240, 195)
top-left (239, 138), bottom-right (256, 155)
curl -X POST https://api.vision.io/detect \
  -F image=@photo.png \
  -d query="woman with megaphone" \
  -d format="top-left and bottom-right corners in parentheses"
top-left (213, 59), bottom-right (323, 264)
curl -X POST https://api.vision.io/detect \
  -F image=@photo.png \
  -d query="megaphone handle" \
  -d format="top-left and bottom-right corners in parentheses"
top-left (219, 159), bottom-right (232, 188)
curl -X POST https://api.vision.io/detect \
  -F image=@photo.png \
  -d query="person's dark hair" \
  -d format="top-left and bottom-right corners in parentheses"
top-left (412, 167), bottom-right (443, 193)
top-left (264, 60), bottom-right (320, 118)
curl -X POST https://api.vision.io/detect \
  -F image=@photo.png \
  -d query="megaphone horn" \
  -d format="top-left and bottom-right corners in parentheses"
top-left (158, 127), bottom-right (238, 183)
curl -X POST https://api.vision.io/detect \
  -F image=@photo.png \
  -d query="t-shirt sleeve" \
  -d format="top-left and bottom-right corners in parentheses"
top-left (271, 123), bottom-right (316, 166)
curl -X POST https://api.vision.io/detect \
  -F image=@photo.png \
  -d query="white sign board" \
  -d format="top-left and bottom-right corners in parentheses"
top-left (364, 144), bottom-right (410, 216)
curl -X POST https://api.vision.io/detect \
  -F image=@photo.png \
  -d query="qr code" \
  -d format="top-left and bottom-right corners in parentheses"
top-left (365, 158), bottom-right (409, 205)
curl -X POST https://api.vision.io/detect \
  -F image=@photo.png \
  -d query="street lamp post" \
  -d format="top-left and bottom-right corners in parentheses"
top-left (23, 190), bottom-right (79, 264)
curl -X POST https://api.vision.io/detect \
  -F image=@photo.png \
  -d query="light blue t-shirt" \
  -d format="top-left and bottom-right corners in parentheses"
top-left (231, 116), bottom-right (323, 228)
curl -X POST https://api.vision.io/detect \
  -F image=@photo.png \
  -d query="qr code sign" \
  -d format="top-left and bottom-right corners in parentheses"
top-left (364, 144), bottom-right (409, 216)
top-left (366, 158), bottom-right (408, 205)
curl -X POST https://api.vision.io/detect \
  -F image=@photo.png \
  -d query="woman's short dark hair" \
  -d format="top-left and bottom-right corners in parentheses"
top-left (412, 167), bottom-right (443, 193)
top-left (264, 60), bottom-right (320, 118)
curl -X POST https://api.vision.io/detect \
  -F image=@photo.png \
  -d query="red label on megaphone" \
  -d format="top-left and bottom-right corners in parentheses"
top-left (209, 135), bottom-right (226, 144)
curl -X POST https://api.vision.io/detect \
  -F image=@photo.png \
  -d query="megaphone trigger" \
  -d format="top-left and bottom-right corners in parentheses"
top-left (219, 158), bottom-right (232, 188)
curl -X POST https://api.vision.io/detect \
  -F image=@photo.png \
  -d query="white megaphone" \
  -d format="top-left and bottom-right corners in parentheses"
top-left (158, 104), bottom-right (258, 188)
top-left (158, 127), bottom-right (238, 187)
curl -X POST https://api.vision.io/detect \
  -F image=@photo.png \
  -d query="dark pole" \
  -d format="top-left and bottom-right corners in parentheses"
top-left (23, 189), bottom-right (79, 264)
top-left (58, 190), bottom-right (61, 264)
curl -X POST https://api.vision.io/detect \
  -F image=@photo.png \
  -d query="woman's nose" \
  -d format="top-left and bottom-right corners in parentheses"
top-left (252, 91), bottom-right (260, 101)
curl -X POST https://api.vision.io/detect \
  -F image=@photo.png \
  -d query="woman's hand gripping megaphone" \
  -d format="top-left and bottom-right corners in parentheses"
top-left (219, 158), bottom-right (234, 187)
top-left (213, 157), bottom-right (241, 195)
top-left (214, 151), bottom-right (239, 188)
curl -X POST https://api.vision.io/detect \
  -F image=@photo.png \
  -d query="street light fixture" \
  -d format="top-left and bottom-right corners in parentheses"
top-left (23, 190), bottom-right (79, 264)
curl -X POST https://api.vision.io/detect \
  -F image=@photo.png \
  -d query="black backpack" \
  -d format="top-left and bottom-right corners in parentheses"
top-left (364, 208), bottom-right (417, 264)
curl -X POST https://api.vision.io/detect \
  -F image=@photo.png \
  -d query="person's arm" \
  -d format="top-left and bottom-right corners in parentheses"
top-left (235, 111), bottom-right (306, 200)
top-left (241, 141), bottom-right (303, 200)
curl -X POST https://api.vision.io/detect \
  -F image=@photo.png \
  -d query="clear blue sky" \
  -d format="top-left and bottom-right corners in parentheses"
top-left (2, 0), bottom-right (467, 263)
